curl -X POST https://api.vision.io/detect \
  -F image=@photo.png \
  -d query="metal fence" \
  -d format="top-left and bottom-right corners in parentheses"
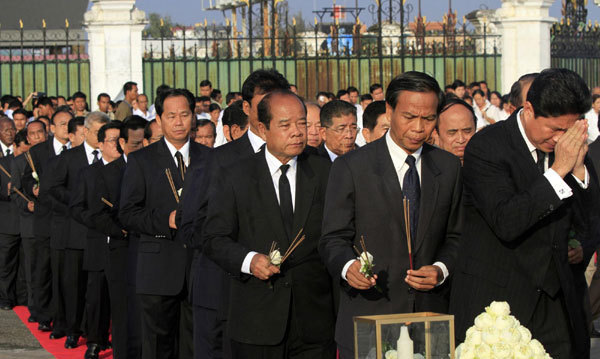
top-left (142, 17), bottom-right (501, 102)
top-left (0, 23), bottom-right (90, 98)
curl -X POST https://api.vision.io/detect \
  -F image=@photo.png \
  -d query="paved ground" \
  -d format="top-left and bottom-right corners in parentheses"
top-left (0, 308), bottom-right (598, 358)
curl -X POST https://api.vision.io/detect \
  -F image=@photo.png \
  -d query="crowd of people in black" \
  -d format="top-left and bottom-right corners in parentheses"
top-left (0, 67), bottom-right (599, 359)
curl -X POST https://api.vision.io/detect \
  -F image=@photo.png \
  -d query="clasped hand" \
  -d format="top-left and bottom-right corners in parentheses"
top-left (346, 260), bottom-right (442, 291)
top-left (250, 253), bottom-right (280, 280)
top-left (551, 119), bottom-right (588, 180)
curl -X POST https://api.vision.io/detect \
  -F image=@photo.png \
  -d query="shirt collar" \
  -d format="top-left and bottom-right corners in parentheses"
top-left (264, 146), bottom-right (297, 176)
top-left (324, 144), bottom-right (338, 162)
top-left (102, 158), bottom-right (109, 165)
top-left (163, 137), bottom-right (190, 165)
top-left (53, 137), bottom-right (71, 155)
top-left (123, 154), bottom-right (128, 163)
top-left (247, 128), bottom-right (265, 153)
top-left (0, 141), bottom-right (14, 154)
top-left (517, 109), bottom-right (537, 154)
top-left (385, 131), bottom-right (422, 170)
top-left (84, 141), bottom-right (97, 156)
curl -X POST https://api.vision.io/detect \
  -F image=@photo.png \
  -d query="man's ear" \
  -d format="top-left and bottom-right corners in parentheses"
top-left (362, 128), bottom-right (370, 144)
top-left (222, 125), bottom-right (232, 142)
top-left (243, 101), bottom-right (251, 117)
top-left (257, 121), bottom-right (268, 139)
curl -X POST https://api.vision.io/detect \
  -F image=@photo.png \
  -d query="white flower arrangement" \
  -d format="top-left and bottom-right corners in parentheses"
top-left (456, 301), bottom-right (552, 359)
top-left (269, 249), bottom-right (282, 266)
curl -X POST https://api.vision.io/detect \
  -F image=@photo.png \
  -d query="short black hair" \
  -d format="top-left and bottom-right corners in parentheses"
top-left (316, 91), bottom-right (329, 100)
top-left (362, 101), bottom-right (387, 131)
top-left (12, 108), bottom-right (28, 118)
top-left (156, 84), bottom-right (170, 99)
top-left (37, 97), bottom-right (53, 107)
top-left (222, 100), bottom-right (248, 129)
top-left (527, 68), bottom-right (591, 118)
top-left (437, 97), bottom-right (477, 130)
top-left (144, 119), bottom-right (156, 139)
top-left (68, 116), bottom-right (85, 134)
top-left (57, 95), bottom-right (66, 101)
top-left (209, 103), bottom-right (221, 113)
top-left (121, 115), bottom-right (148, 141)
top-left (210, 89), bottom-right (221, 100)
top-left (155, 88), bottom-right (195, 117)
top-left (197, 96), bottom-right (211, 103)
top-left (8, 99), bottom-right (22, 109)
top-left (369, 83), bottom-right (383, 93)
top-left (97, 93), bottom-right (110, 101)
top-left (468, 82), bottom-right (480, 89)
top-left (336, 90), bottom-right (349, 99)
top-left (347, 86), bottom-right (359, 94)
top-left (320, 99), bottom-right (357, 127)
top-left (360, 94), bottom-right (373, 102)
top-left (257, 90), bottom-right (306, 130)
top-left (225, 92), bottom-right (237, 104)
top-left (51, 106), bottom-right (74, 125)
top-left (242, 69), bottom-right (290, 104)
top-left (593, 94), bottom-right (600, 104)
top-left (27, 119), bottom-right (47, 133)
top-left (385, 71), bottom-right (444, 113)
top-left (472, 89), bottom-right (485, 98)
top-left (1, 95), bottom-right (15, 108)
top-left (451, 80), bottom-right (466, 89)
top-left (490, 91), bottom-right (502, 100)
top-left (196, 119), bottom-right (217, 137)
top-left (123, 82), bottom-right (137, 95)
top-left (97, 121), bottom-right (123, 143)
top-left (509, 73), bottom-right (539, 108)
top-left (72, 91), bottom-right (87, 100)
top-left (15, 129), bottom-right (28, 146)
top-left (200, 80), bottom-right (212, 88)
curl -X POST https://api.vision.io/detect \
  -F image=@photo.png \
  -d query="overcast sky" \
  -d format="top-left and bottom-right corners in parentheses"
top-left (135, 0), bottom-right (600, 26)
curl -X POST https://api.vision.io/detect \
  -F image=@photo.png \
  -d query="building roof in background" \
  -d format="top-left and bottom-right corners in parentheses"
top-left (0, 0), bottom-right (88, 30)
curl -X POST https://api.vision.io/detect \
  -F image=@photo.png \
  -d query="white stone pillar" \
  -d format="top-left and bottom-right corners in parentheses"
top-left (496, 0), bottom-right (556, 93)
top-left (84, 0), bottom-right (147, 110)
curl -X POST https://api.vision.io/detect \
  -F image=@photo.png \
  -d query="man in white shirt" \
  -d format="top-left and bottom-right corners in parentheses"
top-left (133, 94), bottom-right (154, 121)
top-left (585, 94), bottom-right (600, 143)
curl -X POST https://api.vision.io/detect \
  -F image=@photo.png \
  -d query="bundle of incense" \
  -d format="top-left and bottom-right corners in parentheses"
top-left (12, 187), bottom-right (31, 202)
top-left (0, 163), bottom-right (11, 178)
top-left (278, 228), bottom-right (306, 265)
top-left (359, 235), bottom-right (373, 268)
top-left (24, 152), bottom-right (37, 174)
top-left (403, 197), bottom-right (414, 270)
top-left (165, 168), bottom-right (180, 203)
top-left (101, 197), bottom-right (114, 208)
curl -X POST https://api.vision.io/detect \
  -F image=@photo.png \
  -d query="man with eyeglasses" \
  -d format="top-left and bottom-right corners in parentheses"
top-left (317, 100), bottom-right (359, 162)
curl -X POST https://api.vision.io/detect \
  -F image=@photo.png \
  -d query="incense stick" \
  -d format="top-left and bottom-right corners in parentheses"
top-left (165, 168), bottom-right (180, 203)
top-left (0, 163), bottom-right (10, 178)
top-left (12, 187), bottom-right (30, 202)
top-left (24, 152), bottom-right (37, 174)
top-left (280, 228), bottom-right (305, 264)
top-left (101, 197), bottom-right (114, 208)
top-left (403, 197), bottom-right (414, 270)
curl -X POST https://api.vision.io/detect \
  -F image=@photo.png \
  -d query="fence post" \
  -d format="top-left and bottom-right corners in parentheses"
top-left (496, 0), bottom-right (555, 93)
top-left (84, 0), bottom-right (147, 109)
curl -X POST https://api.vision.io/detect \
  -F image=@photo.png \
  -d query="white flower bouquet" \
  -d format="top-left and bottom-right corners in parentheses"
top-left (456, 301), bottom-right (552, 359)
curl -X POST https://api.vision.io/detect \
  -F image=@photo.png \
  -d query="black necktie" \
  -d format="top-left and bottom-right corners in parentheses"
top-left (535, 149), bottom-right (546, 174)
top-left (62, 145), bottom-right (67, 154)
top-left (279, 164), bottom-right (294, 239)
top-left (6, 149), bottom-right (10, 156)
top-left (91, 149), bottom-right (100, 163)
top-left (403, 155), bottom-right (420, 244)
top-left (175, 151), bottom-right (186, 181)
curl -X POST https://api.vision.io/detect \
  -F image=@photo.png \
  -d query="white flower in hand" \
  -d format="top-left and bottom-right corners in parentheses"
top-left (358, 251), bottom-right (374, 274)
top-left (269, 249), bottom-right (282, 266)
top-left (177, 188), bottom-right (183, 197)
top-left (32, 171), bottom-right (39, 182)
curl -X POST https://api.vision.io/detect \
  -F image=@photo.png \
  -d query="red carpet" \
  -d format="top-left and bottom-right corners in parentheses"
top-left (13, 306), bottom-right (113, 359)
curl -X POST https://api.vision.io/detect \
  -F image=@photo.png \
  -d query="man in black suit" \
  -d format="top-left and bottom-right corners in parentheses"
top-left (450, 68), bottom-right (597, 358)
top-left (317, 100), bottom-right (359, 162)
top-left (119, 89), bottom-right (211, 359)
top-left (319, 72), bottom-right (463, 359)
top-left (70, 121), bottom-right (123, 359)
top-left (201, 89), bottom-right (336, 358)
top-left (91, 115), bottom-right (147, 359)
top-left (47, 111), bottom-right (109, 348)
top-left (11, 120), bottom-right (48, 321)
top-left (178, 69), bottom-right (289, 359)
top-left (22, 107), bottom-right (74, 335)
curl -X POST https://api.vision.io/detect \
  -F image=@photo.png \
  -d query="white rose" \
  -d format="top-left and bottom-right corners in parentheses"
top-left (465, 328), bottom-right (482, 346)
top-left (494, 315), bottom-right (513, 331)
top-left (359, 251), bottom-right (374, 267)
top-left (455, 343), bottom-right (463, 358)
top-left (528, 339), bottom-right (546, 356)
top-left (499, 327), bottom-right (521, 344)
top-left (517, 326), bottom-right (532, 344)
top-left (487, 301), bottom-right (511, 318)
top-left (491, 343), bottom-right (512, 358)
top-left (177, 188), bottom-right (183, 197)
top-left (269, 249), bottom-right (282, 266)
top-left (458, 344), bottom-right (475, 359)
top-left (474, 343), bottom-right (492, 357)
top-left (482, 327), bottom-right (500, 345)
top-left (32, 171), bottom-right (39, 181)
top-left (474, 312), bottom-right (494, 330)
top-left (384, 349), bottom-right (397, 359)
top-left (513, 343), bottom-right (533, 359)
top-left (465, 326), bottom-right (477, 338)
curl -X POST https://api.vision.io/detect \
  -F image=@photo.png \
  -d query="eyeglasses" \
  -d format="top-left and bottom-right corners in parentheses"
top-left (326, 125), bottom-right (358, 135)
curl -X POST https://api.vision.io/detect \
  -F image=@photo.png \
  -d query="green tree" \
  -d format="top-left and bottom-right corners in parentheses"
top-left (144, 13), bottom-right (175, 38)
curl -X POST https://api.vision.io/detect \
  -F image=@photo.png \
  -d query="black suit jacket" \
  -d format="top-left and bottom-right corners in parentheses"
top-left (47, 144), bottom-right (91, 250)
top-left (22, 139), bottom-right (61, 240)
top-left (91, 156), bottom-right (128, 241)
top-left (119, 138), bottom-right (210, 296)
top-left (202, 149), bottom-right (335, 346)
top-left (69, 161), bottom-right (110, 271)
top-left (10, 154), bottom-right (34, 238)
top-left (319, 136), bottom-right (463, 352)
top-left (449, 113), bottom-right (598, 355)
top-left (0, 155), bottom-right (19, 235)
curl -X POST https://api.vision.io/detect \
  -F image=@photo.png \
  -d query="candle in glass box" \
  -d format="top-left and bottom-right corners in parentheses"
top-left (396, 325), bottom-right (413, 358)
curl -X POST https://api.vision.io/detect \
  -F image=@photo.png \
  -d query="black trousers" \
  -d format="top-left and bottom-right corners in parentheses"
top-left (126, 237), bottom-right (142, 359)
top-left (193, 306), bottom-right (231, 359)
top-left (63, 248), bottom-right (87, 336)
top-left (16, 239), bottom-right (29, 306)
top-left (30, 235), bottom-right (52, 323)
top-left (50, 248), bottom-right (68, 333)
top-left (21, 236), bottom-right (36, 315)
top-left (105, 244), bottom-right (130, 359)
top-left (0, 233), bottom-right (21, 307)
top-left (139, 290), bottom-right (193, 359)
top-left (85, 270), bottom-right (111, 345)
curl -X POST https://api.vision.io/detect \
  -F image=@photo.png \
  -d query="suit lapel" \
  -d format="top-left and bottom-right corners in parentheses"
top-left (158, 139), bottom-right (184, 189)
top-left (414, 144), bottom-right (440, 254)
top-left (291, 154), bottom-right (316, 240)
top-left (506, 113), bottom-right (542, 183)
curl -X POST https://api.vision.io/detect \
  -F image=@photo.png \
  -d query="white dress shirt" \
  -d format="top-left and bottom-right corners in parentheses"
top-left (584, 108), bottom-right (599, 144)
top-left (53, 137), bottom-right (71, 156)
top-left (324, 144), bottom-right (338, 162)
top-left (83, 141), bottom-right (101, 165)
top-left (0, 141), bottom-right (14, 156)
top-left (133, 108), bottom-right (154, 121)
top-left (247, 128), bottom-right (265, 153)
top-left (517, 109), bottom-right (588, 198)
top-left (164, 138), bottom-right (190, 167)
top-left (474, 100), bottom-right (501, 130)
top-left (355, 103), bottom-right (366, 147)
top-left (341, 132), bottom-right (449, 284)
top-left (241, 148), bottom-right (298, 275)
